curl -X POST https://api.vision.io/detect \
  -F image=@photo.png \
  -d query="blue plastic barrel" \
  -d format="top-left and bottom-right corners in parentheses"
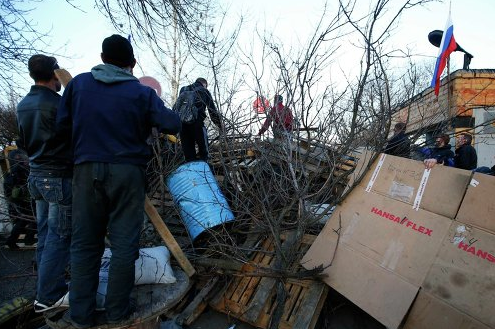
top-left (166, 161), bottom-right (235, 241)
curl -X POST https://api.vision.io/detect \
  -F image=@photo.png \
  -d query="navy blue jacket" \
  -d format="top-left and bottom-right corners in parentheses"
top-left (430, 145), bottom-right (455, 166)
top-left (57, 64), bottom-right (181, 166)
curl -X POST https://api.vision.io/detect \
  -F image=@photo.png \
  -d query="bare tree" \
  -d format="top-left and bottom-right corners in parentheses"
top-left (95, 0), bottom-right (218, 61)
top-left (0, 92), bottom-right (21, 148)
top-left (0, 0), bottom-right (51, 97)
top-left (197, 1), bottom-right (440, 327)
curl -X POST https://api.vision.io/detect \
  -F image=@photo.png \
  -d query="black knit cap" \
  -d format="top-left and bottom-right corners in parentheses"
top-left (102, 34), bottom-right (135, 68)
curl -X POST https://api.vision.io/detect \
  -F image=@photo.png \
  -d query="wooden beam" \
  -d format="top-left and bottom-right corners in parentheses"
top-left (144, 196), bottom-right (195, 277)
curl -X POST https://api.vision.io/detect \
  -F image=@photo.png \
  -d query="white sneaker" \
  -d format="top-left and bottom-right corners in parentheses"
top-left (34, 292), bottom-right (69, 313)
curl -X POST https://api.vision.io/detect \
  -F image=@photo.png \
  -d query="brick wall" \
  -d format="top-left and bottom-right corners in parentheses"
top-left (392, 69), bottom-right (495, 133)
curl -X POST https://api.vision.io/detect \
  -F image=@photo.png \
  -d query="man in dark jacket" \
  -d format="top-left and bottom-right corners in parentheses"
top-left (57, 35), bottom-right (181, 328)
top-left (384, 122), bottom-right (410, 158)
top-left (455, 133), bottom-right (477, 170)
top-left (16, 54), bottom-right (73, 313)
top-left (4, 149), bottom-right (36, 249)
top-left (175, 78), bottom-right (222, 162)
top-left (429, 134), bottom-right (455, 166)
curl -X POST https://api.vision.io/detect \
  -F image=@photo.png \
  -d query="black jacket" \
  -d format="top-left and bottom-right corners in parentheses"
top-left (16, 85), bottom-right (72, 176)
top-left (384, 131), bottom-right (410, 158)
top-left (455, 144), bottom-right (477, 170)
top-left (430, 144), bottom-right (454, 166)
top-left (179, 81), bottom-right (221, 127)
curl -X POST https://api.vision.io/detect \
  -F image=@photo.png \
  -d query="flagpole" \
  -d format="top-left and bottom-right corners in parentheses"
top-left (447, 57), bottom-right (454, 132)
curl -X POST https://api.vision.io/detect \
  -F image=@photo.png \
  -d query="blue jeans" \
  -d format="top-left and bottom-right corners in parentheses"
top-left (28, 175), bottom-right (72, 305)
top-left (69, 163), bottom-right (144, 326)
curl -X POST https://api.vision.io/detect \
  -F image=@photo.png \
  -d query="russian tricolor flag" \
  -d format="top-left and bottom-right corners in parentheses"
top-left (431, 12), bottom-right (457, 96)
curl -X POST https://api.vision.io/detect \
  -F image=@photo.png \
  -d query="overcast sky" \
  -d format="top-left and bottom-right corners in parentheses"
top-left (18, 0), bottom-right (495, 93)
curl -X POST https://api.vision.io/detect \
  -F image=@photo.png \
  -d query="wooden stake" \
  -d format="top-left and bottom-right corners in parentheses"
top-left (144, 196), bottom-right (196, 277)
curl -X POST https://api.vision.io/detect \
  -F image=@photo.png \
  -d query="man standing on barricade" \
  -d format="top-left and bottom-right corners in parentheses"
top-left (57, 34), bottom-right (181, 328)
top-left (16, 54), bottom-right (73, 312)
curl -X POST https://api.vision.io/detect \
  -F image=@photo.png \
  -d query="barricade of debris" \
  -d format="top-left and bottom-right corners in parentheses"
top-left (11, 133), bottom-right (493, 329)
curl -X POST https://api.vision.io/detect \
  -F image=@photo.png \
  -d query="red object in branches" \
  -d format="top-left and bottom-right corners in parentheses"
top-left (253, 96), bottom-right (270, 114)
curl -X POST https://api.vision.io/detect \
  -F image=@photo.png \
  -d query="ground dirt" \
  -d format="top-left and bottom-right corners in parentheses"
top-left (0, 237), bottom-right (385, 329)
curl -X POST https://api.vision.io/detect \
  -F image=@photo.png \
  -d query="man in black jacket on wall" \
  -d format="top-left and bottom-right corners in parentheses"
top-left (384, 122), bottom-right (411, 158)
top-left (455, 133), bottom-right (477, 170)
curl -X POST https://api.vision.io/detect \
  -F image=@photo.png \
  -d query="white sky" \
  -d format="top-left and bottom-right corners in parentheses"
top-left (16, 0), bottom-right (495, 95)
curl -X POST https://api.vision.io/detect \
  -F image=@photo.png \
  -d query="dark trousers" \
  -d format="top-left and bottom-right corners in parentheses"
top-left (180, 121), bottom-right (209, 162)
top-left (69, 162), bottom-right (145, 326)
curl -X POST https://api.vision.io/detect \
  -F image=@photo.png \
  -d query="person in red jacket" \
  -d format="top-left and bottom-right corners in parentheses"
top-left (257, 95), bottom-right (294, 138)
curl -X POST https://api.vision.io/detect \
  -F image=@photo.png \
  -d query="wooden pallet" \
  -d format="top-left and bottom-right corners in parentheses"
top-left (209, 234), bottom-right (328, 329)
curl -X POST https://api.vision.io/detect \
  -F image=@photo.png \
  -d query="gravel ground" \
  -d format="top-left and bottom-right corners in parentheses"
top-left (0, 243), bottom-right (37, 303)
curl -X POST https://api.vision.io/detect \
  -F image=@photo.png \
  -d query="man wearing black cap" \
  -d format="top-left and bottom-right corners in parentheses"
top-left (57, 34), bottom-right (181, 327)
top-left (16, 54), bottom-right (73, 313)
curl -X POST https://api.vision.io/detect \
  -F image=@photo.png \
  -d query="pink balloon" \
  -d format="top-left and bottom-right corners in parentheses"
top-left (139, 76), bottom-right (162, 97)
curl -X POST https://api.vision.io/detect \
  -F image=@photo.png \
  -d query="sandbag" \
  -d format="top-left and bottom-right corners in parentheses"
top-left (97, 246), bottom-right (176, 308)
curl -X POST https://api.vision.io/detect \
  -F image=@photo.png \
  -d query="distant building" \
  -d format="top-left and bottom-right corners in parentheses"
top-left (392, 69), bottom-right (495, 167)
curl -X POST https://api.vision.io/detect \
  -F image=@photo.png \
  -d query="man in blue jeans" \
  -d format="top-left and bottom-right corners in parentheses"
top-left (16, 54), bottom-right (73, 312)
top-left (57, 34), bottom-right (181, 328)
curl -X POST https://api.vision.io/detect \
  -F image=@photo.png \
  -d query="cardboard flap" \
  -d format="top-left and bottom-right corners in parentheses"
top-left (456, 172), bottom-right (495, 234)
top-left (301, 228), bottom-right (418, 329)
top-left (327, 188), bottom-right (452, 286)
top-left (403, 290), bottom-right (490, 329)
top-left (422, 221), bottom-right (495, 327)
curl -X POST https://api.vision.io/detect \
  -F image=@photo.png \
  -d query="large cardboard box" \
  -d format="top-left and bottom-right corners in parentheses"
top-left (456, 172), bottom-right (495, 234)
top-left (422, 221), bottom-right (495, 328)
top-left (403, 290), bottom-right (490, 329)
top-left (363, 154), bottom-right (471, 218)
top-left (301, 187), bottom-right (453, 328)
top-left (325, 187), bottom-right (452, 285)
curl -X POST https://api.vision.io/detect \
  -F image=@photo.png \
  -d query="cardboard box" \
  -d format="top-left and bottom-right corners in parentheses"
top-left (456, 173), bottom-right (495, 234)
top-left (363, 154), bottom-right (471, 218)
top-left (326, 187), bottom-right (452, 286)
top-left (403, 290), bottom-right (490, 329)
top-left (422, 221), bottom-right (495, 328)
top-left (301, 186), bottom-right (452, 328)
top-left (301, 223), bottom-right (419, 329)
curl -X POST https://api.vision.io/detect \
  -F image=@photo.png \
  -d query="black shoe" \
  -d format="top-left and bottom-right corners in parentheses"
top-left (105, 299), bottom-right (137, 325)
top-left (6, 241), bottom-right (20, 250)
top-left (61, 311), bottom-right (92, 329)
top-left (23, 237), bottom-right (37, 246)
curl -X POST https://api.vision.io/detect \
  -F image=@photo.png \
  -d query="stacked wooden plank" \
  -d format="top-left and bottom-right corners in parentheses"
top-left (209, 234), bottom-right (328, 329)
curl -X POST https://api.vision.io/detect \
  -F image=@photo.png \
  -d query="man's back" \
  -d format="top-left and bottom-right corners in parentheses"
top-left (58, 66), bottom-right (181, 165)
top-left (17, 85), bottom-right (72, 173)
top-left (178, 81), bottom-right (221, 126)
top-left (270, 103), bottom-right (294, 132)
